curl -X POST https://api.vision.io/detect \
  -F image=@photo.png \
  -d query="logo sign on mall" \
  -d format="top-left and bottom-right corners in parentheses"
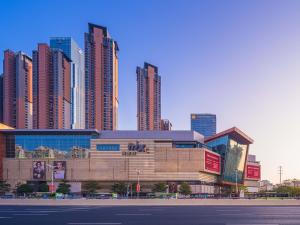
top-left (128, 142), bottom-right (148, 153)
top-left (123, 142), bottom-right (149, 156)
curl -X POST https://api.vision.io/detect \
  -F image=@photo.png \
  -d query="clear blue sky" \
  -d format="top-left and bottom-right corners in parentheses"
top-left (1, 0), bottom-right (300, 183)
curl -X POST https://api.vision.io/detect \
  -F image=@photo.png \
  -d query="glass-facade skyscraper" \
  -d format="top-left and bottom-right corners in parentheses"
top-left (50, 37), bottom-right (85, 129)
top-left (191, 113), bottom-right (216, 138)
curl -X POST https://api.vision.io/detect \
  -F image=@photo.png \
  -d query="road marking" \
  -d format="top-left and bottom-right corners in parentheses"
top-left (216, 209), bottom-right (241, 212)
top-left (0, 217), bottom-right (12, 219)
top-left (68, 223), bottom-right (122, 225)
top-left (226, 222), bottom-right (280, 225)
top-left (116, 213), bottom-right (152, 216)
top-left (13, 214), bottom-right (49, 216)
top-left (220, 213), bottom-right (252, 216)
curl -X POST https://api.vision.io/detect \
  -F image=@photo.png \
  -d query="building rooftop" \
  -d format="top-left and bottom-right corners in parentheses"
top-left (204, 127), bottom-right (254, 144)
top-left (0, 129), bottom-right (204, 143)
top-left (99, 130), bottom-right (204, 142)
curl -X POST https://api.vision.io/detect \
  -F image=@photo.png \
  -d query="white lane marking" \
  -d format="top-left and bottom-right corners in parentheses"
top-left (68, 223), bottom-right (122, 225)
top-left (226, 223), bottom-right (279, 225)
top-left (216, 209), bottom-right (241, 212)
top-left (220, 213), bottom-right (252, 216)
top-left (139, 208), bottom-right (165, 211)
top-left (116, 213), bottom-right (152, 216)
top-left (0, 217), bottom-right (12, 219)
top-left (13, 214), bottom-right (49, 216)
top-left (0, 210), bottom-right (57, 213)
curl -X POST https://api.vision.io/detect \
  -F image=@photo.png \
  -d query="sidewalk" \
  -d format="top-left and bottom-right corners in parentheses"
top-left (1, 198), bottom-right (300, 206)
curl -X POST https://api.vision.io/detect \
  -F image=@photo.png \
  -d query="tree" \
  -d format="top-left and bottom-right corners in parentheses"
top-left (56, 181), bottom-right (71, 194)
top-left (179, 182), bottom-right (192, 196)
top-left (112, 182), bottom-right (127, 195)
top-left (152, 182), bottom-right (167, 193)
top-left (82, 181), bottom-right (100, 196)
top-left (17, 184), bottom-right (34, 195)
top-left (0, 181), bottom-right (10, 195)
top-left (38, 183), bottom-right (49, 192)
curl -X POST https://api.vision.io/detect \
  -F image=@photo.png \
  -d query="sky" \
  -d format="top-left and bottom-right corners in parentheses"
top-left (1, 0), bottom-right (300, 183)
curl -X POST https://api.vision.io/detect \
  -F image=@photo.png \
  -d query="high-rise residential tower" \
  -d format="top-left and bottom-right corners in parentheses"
top-left (32, 44), bottom-right (71, 129)
top-left (3, 50), bottom-right (33, 129)
top-left (137, 62), bottom-right (161, 131)
top-left (50, 37), bottom-right (85, 129)
top-left (84, 23), bottom-right (119, 130)
top-left (191, 113), bottom-right (216, 138)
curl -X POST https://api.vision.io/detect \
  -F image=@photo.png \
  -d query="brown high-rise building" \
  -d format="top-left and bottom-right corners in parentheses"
top-left (32, 44), bottom-right (71, 129)
top-left (137, 62), bottom-right (161, 131)
top-left (3, 50), bottom-right (33, 129)
top-left (85, 23), bottom-right (119, 130)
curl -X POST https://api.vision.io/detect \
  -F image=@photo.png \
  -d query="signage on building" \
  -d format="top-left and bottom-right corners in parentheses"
top-left (53, 161), bottom-right (66, 180)
top-left (122, 142), bottom-right (149, 156)
top-left (204, 151), bottom-right (221, 174)
top-left (246, 164), bottom-right (261, 180)
top-left (128, 142), bottom-right (147, 152)
top-left (33, 161), bottom-right (46, 180)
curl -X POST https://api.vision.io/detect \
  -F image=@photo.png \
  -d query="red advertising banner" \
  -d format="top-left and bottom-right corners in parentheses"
top-left (246, 165), bottom-right (261, 180)
top-left (205, 151), bottom-right (221, 174)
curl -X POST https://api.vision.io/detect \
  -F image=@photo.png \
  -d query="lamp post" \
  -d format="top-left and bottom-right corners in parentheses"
top-left (46, 164), bottom-right (54, 193)
top-left (235, 169), bottom-right (238, 195)
top-left (136, 169), bottom-right (141, 198)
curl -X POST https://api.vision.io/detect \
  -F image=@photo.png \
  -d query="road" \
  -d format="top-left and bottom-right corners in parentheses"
top-left (1, 205), bottom-right (300, 225)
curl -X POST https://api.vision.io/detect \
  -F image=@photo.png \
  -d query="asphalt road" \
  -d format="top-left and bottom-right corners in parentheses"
top-left (1, 205), bottom-right (300, 225)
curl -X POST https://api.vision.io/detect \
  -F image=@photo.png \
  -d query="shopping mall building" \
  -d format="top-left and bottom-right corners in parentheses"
top-left (0, 124), bottom-right (261, 194)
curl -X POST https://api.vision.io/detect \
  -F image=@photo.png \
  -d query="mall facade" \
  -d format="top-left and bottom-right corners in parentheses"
top-left (0, 125), bottom-right (260, 194)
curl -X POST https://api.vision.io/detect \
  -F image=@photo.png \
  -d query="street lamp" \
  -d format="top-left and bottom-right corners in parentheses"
top-left (136, 169), bottom-right (141, 198)
top-left (46, 164), bottom-right (54, 193)
top-left (235, 169), bottom-right (238, 195)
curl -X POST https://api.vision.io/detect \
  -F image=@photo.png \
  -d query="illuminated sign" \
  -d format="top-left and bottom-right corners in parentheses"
top-left (204, 151), bottom-right (221, 174)
top-left (246, 164), bottom-right (261, 180)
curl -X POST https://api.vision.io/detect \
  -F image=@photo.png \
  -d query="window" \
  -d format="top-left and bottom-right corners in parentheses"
top-left (96, 144), bottom-right (120, 151)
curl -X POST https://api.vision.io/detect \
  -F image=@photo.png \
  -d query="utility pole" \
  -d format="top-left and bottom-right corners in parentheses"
top-left (278, 166), bottom-right (283, 185)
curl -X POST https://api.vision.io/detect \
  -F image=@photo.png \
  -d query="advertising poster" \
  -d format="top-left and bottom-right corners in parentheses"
top-left (246, 164), bottom-right (261, 180)
top-left (204, 151), bottom-right (221, 174)
top-left (53, 161), bottom-right (66, 180)
top-left (33, 161), bottom-right (46, 180)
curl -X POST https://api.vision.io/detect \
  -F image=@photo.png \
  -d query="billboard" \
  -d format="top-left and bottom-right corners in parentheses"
top-left (204, 151), bottom-right (221, 174)
top-left (33, 161), bottom-right (46, 180)
top-left (246, 164), bottom-right (261, 180)
top-left (53, 161), bottom-right (66, 180)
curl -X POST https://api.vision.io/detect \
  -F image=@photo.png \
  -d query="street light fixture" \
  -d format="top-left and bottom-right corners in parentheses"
top-left (235, 169), bottom-right (238, 195)
top-left (46, 164), bottom-right (55, 193)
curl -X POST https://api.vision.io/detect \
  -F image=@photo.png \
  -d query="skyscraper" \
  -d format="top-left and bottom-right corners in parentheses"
top-left (50, 37), bottom-right (85, 129)
top-left (84, 23), bottom-right (119, 130)
top-left (32, 44), bottom-right (71, 129)
top-left (160, 119), bottom-right (172, 131)
top-left (0, 74), bottom-right (3, 123)
top-left (3, 50), bottom-right (33, 129)
top-left (191, 113), bottom-right (216, 138)
top-left (137, 62), bottom-right (161, 131)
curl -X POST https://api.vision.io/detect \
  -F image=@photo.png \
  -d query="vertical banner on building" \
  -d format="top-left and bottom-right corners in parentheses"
top-left (204, 151), bottom-right (221, 174)
top-left (53, 161), bottom-right (66, 180)
top-left (33, 161), bottom-right (46, 180)
top-left (136, 183), bottom-right (141, 193)
top-left (246, 164), bottom-right (261, 180)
